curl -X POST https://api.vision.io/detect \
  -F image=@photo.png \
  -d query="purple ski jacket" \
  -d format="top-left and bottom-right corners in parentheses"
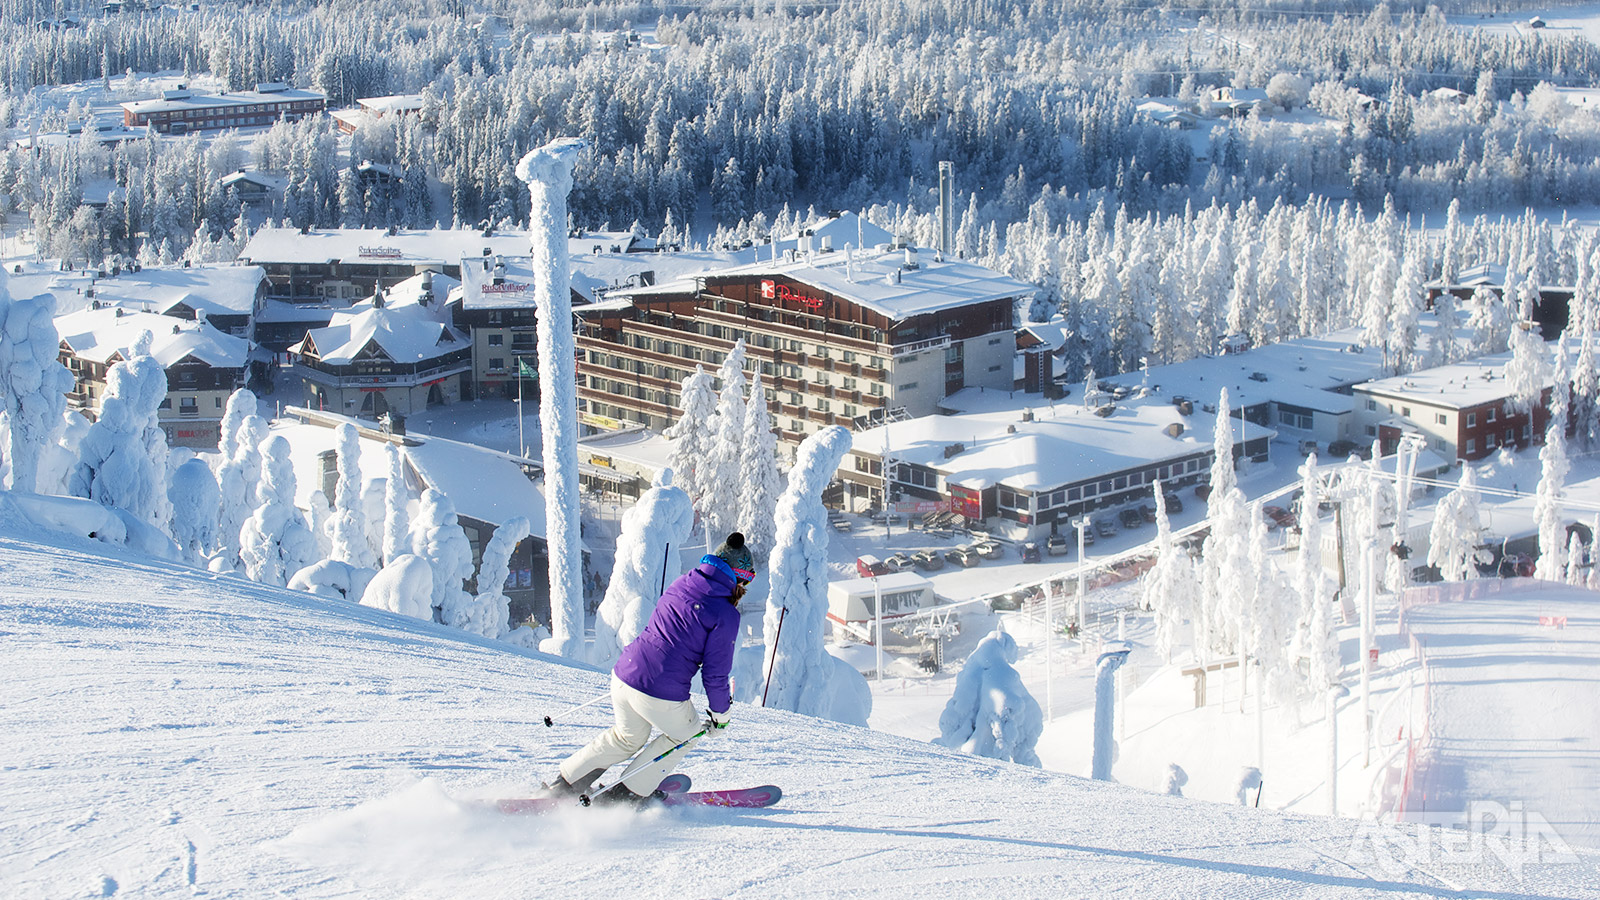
top-left (613, 555), bottom-right (741, 714)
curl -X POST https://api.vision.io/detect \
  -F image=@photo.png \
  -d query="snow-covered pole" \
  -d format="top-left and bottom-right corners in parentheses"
top-left (1075, 517), bottom-right (1089, 646)
top-left (1361, 535), bottom-right (1375, 767)
top-left (1045, 579), bottom-right (1055, 721)
top-left (1091, 642), bottom-right (1132, 781)
top-left (873, 572), bottom-right (883, 683)
top-left (518, 136), bottom-right (586, 660)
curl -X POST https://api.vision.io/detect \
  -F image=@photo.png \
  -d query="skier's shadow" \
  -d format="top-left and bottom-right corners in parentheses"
top-left (730, 817), bottom-right (1574, 900)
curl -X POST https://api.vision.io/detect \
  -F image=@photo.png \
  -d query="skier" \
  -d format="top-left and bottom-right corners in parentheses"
top-left (546, 532), bottom-right (753, 804)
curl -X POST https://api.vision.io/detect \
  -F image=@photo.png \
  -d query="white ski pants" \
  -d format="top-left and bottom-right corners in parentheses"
top-left (559, 675), bottom-right (703, 794)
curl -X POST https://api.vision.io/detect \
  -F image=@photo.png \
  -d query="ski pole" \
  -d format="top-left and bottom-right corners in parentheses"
top-left (543, 691), bottom-right (609, 727)
top-left (760, 606), bottom-right (789, 707)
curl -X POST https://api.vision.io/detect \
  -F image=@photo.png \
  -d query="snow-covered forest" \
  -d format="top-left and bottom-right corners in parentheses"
top-left (8, 0), bottom-right (1600, 273)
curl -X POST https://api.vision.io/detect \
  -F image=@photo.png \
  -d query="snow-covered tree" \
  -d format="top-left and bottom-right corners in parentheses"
top-left (329, 423), bottom-right (376, 569)
top-left (1428, 465), bottom-right (1489, 582)
top-left (215, 389), bottom-right (257, 470)
top-left (288, 558), bottom-right (375, 603)
top-left (410, 488), bottom-right (475, 625)
top-left (665, 365), bottom-right (718, 508)
top-left (1198, 389), bottom-right (1250, 656)
top-left (1534, 339), bottom-right (1572, 581)
top-left (381, 443), bottom-right (410, 565)
top-left (935, 629), bottom-right (1043, 767)
top-left (465, 516), bottom-right (531, 639)
top-left (0, 288), bottom-right (74, 493)
top-left (761, 425), bottom-right (871, 726)
top-left (1143, 480), bottom-right (1199, 663)
top-left (1504, 325), bottom-right (1552, 420)
top-left (212, 414), bottom-right (268, 573)
top-left (592, 468), bottom-right (696, 668)
top-left (168, 456), bottom-right (220, 565)
top-left (738, 371), bottom-right (784, 555)
top-left (68, 337), bottom-right (171, 532)
top-left (694, 340), bottom-right (748, 539)
top-left (519, 138), bottom-right (586, 660)
top-left (240, 435), bottom-right (318, 587)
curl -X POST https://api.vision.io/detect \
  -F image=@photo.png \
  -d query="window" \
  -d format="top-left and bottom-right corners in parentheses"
top-left (489, 358), bottom-right (504, 370)
top-left (488, 334), bottom-right (503, 346)
top-left (1366, 399), bottom-right (1377, 411)
top-left (988, 365), bottom-right (1002, 372)
top-left (1486, 433), bottom-right (1496, 449)
top-left (1506, 428), bottom-right (1515, 443)
top-left (1366, 425), bottom-right (1377, 436)
top-left (1436, 413), bottom-right (1448, 425)
top-left (1487, 408), bottom-right (1497, 422)
top-left (1467, 412), bottom-right (1477, 427)
top-left (1401, 406), bottom-right (1411, 417)
top-left (215, 397), bottom-right (223, 408)
top-left (1467, 439), bottom-right (1477, 454)
top-left (901, 381), bottom-right (918, 390)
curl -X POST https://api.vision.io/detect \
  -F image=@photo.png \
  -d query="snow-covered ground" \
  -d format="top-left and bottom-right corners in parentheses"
top-left (6, 516), bottom-right (1598, 898)
top-left (1402, 580), bottom-right (1600, 849)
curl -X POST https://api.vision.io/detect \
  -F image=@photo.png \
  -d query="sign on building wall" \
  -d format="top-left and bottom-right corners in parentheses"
top-left (949, 485), bottom-right (981, 519)
top-left (759, 279), bottom-right (824, 309)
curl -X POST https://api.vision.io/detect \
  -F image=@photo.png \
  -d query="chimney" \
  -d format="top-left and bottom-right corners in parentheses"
top-left (938, 160), bottom-right (953, 258)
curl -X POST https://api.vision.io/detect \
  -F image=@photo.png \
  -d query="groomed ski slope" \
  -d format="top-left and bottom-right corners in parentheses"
top-left (3, 522), bottom-right (1597, 900)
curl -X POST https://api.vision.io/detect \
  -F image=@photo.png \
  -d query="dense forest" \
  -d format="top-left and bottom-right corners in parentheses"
top-left (3, 0), bottom-right (1599, 377)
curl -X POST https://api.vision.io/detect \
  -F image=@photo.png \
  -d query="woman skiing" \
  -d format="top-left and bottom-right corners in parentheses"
top-left (547, 532), bottom-right (753, 803)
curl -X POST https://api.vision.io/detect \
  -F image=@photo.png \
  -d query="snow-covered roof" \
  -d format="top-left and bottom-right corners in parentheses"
top-left (291, 273), bottom-right (464, 364)
top-left (1356, 349), bottom-right (1527, 409)
top-left (357, 94), bottom-right (425, 114)
top-left (630, 243), bottom-right (1034, 322)
top-left (1099, 328), bottom-right (1389, 415)
top-left (220, 170), bottom-right (288, 193)
top-left (17, 265), bottom-right (265, 319)
top-left (55, 307), bottom-right (249, 369)
top-left (242, 227), bottom-right (659, 269)
top-left (122, 85), bottom-right (324, 115)
top-left (1017, 319), bottom-right (1071, 352)
top-left (853, 388), bottom-right (1273, 493)
top-left (270, 416), bottom-right (549, 540)
top-left (455, 251), bottom-right (740, 309)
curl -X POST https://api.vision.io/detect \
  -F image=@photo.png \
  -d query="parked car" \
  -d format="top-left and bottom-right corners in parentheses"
top-left (945, 546), bottom-right (981, 567)
top-left (1045, 534), bottom-right (1071, 556)
top-left (1326, 439), bottom-right (1371, 460)
top-left (1117, 508), bottom-right (1143, 529)
top-left (1161, 492), bottom-right (1183, 514)
top-left (1194, 484), bottom-right (1212, 501)
top-left (1021, 541), bottom-right (1041, 563)
top-left (974, 540), bottom-right (1004, 560)
top-left (1095, 519), bottom-right (1117, 539)
top-left (912, 549), bottom-right (945, 571)
top-left (1081, 525), bottom-right (1097, 545)
top-left (884, 552), bottom-right (914, 572)
top-left (989, 590), bottom-right (1026, 611)
top-left (1262, 505), bottom-right (1297, 530)
top-left (856, 555), bottom-right (891, 577)
top-left (1139, 505), bottom-right (1157, 524)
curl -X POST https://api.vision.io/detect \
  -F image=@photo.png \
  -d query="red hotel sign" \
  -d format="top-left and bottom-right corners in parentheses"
top-left (760, 279), bottom-right (824, 309)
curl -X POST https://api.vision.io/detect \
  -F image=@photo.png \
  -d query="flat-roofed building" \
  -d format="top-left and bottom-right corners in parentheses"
top-left (121, 83), bottom-right (325, 134)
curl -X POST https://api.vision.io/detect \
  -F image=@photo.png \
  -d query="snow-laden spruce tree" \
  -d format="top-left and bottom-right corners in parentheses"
top-left (665, 365), bottom-right (717, 510)
top-left (68, 336), bottom-right (172, 533)
top-left (410, 488), bottom-right (475, 625)
top-left (1246, 500), bottom-right (1295, 698)
top-left (240, 435), bottom-right (318, 587)
top-left (591, 468), bottom-right (695, 668)
top-left (1465, 286), bottom-right (1512, 357)
top-left (1197, 389), bottom-right (1251, 656)
top-left (360, 554), bottom-right (434, 621)
top-left (702, 339), bottom-right (748, 538)
top-left (464, 516), bottom-right (530, 639)
top-left (329, 423), bottom-right (376, 569)
top-left (212, 414), bottom-right (268, 573)
top-left (215, 388), bottom-right (257, 472)
top-left (935, 629), bottom-right (1043, 767)
top-left (519, 137), bottom-right (586, 660)
top-left (760, 425), bottom-right (871, 726)
top-left (1504, 322), bottom-right (1552, 420)
top-left (1429, 465), bottom-right (1489, 582)
top-left (1574, 313), bottom-right (1600, 452)
top-left (304, 490), bottom-right (333, 560)
top-left (381, 442), bottom-right (410, 565)
top-left (1143, 480), bottom-right (1199, 663)
top-left (1534, 338), bottom-right (1572, 581)
top-left (1290, 457), bottom-right (1334, 691)
top-left (738, 371), bottom-right (784, 556)
top-left (168, 456), bottom-right (220, 565)
top-left (0, 287), bottom-right (74, 493)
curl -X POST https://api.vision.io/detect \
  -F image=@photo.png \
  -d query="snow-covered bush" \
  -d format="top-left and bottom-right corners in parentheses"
top-left (360, 554), bottom-right (434, 620)
top-left (381, 443), bottom-right (410, 565)
top-left (329, 423), bottom-right (376, 569)
top-left (935, 629), bottom-right (1043, 767)
top-left (1429, 465), bottom-right (1489, 582)
top-left (459, 515), bottom-right (530, 639)
top-left (592, 469), bottom-right (695, 668)
top-left (67, 338), bottom-right (172, 534)
top-left (288, 558), bottom-right (377, 603)
top-left (169, 456), bottom-right (220, 565)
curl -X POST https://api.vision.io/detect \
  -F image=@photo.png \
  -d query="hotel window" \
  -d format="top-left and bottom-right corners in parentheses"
top-left (488, 335), bottom-right (503, 346)
top-left (1467, 412), bottom-right (1477, 427)
top-left (1487, 408), bottom-right (1497, 422)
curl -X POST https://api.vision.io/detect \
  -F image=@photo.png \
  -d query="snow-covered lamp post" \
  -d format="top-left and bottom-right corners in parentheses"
top-left (1074, 517), bottom-right (1090, 644)
top-left (1091, 641), bottom-right (1132, 781)
top-left (518, 136), bottom-right (586, 659)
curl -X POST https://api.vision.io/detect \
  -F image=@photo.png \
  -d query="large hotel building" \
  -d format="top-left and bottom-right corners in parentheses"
top-left (575, 237), bottom-right (1036, 447)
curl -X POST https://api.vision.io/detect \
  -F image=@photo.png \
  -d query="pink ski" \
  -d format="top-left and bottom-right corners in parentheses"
top-left (661, 785), bottom-right (781, 809)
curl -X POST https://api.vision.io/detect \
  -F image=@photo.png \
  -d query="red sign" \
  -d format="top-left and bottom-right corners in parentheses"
top-left (482, 282), bottom-right (529, 294)
top-left (949, 485), bottom-right (981, 520)
top-left (760, 279), bottom-right (823, 309)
